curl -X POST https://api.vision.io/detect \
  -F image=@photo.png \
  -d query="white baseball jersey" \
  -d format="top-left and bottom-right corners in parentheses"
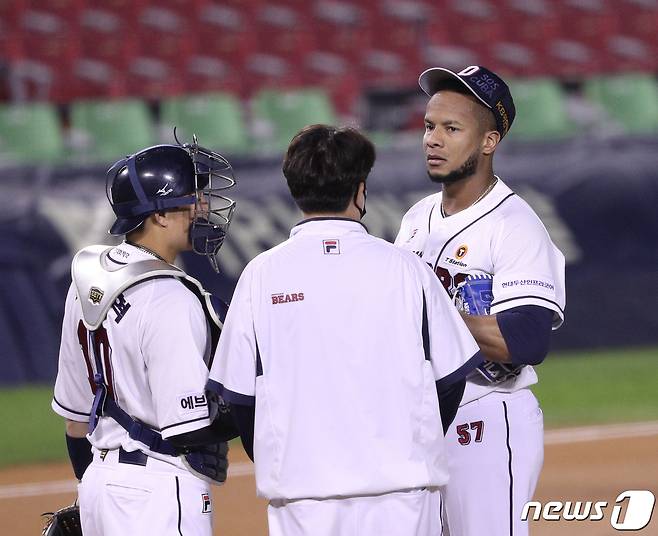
top-left (209, 218), bottom-right (481, 501)
top-left (395, 178), bottom-right (566, 405)
top-left (52, 242), bottom-right (213, 467)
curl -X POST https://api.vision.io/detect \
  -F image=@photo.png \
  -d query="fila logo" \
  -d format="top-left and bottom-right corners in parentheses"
top-left (272, 292), bottom-right (305, 305)
top-left (323, 239), bottom-right (340, 254)
top-left (201, 493), bottom-right (212, 514)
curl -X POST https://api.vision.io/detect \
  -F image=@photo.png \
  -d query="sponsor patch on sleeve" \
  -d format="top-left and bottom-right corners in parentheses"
top-left (178, 392), bottom-right (208, 412)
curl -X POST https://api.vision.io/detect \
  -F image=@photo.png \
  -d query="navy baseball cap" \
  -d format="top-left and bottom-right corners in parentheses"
top-left (418, 65), bottom-right (516, 138)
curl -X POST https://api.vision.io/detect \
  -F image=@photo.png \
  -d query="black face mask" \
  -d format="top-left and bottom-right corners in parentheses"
top-left (354, 185), bottom-right (367, 219)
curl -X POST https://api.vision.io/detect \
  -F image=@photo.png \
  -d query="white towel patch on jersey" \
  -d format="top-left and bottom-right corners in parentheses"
top-left (178, 392), bottom-right (208, 413)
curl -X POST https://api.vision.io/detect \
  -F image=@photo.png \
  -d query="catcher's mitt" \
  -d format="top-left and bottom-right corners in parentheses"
top-left (454, 274), bottom-right (525, 385)
top-left (41, 503), bottom-right (82, 536)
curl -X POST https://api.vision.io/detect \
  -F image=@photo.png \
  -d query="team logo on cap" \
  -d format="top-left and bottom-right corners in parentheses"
top-left (456, 245), bottom-right (468, 259)
top-left (323, 239), bottom-right (340, 255)
top-left (88, 287), bottom-right (104, 305)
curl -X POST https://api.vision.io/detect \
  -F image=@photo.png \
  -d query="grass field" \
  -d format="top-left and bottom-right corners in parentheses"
top-left (0, 346), bottom-right (656, 469)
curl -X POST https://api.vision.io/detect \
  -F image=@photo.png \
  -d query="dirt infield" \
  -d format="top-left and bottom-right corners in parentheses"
top-left (1, 429), bottom-right (656, 535)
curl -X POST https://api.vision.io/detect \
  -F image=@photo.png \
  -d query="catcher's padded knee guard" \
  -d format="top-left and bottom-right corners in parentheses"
top-left (454, 274), bottom-right (525, 385)
top-left (42, 504), bottom-right (82, 536)
top-left (180, 441), bottom-right (229, 486)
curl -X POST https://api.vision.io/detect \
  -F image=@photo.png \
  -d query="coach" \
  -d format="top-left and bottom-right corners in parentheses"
top-left (208, 124), bottom-right (484, 536)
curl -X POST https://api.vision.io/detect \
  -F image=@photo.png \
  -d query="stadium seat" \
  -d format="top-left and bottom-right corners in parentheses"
top-left (506, 78), bottom-right (575, 140)
top-left (254, 4), bottom-right (315, 63)
top-left (184, 55), bottom-right (244, 96)
top-left (619, 0), bottom-right (658, 54)
top-left (78, 7), bottom-right (137, 67)
top-left (19, 9), bottom-right (79, 68)
top-left (584, 74), bottom-right (658, 133)
top-left (0, 102), bottom-right (65, 162)
top-left (70, 58), bottom-right (127, 100)
top-left (70, 99), bottom-right (155, 163)
top-left (302, 51), bottom-right (361, 114)
top-left (252, 88), bottom-right (338, 152)
top-left (556, 0), bottom-right (620, 48)
top-left (85, 0), bottom-right (149, 18)
top-left (160, 93), bottom-right (250, 155)
top-left (125, 56), bottom-right (185, 100)
top-left (311, 1), bottom-right (372, 63)
top-left (195, 3), bottom-right (259, 70)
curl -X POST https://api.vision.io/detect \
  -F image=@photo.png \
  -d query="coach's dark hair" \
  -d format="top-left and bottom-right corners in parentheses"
top-left (283, 124), bottom-right (376, 214)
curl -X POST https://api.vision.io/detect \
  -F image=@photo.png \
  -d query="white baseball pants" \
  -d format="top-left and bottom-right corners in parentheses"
top-left (441, 389), bottom-right (544, 536)
top-left (268, 487), bottom-right (441, 536)
top-left (78, 448), bottom-right (213, 536)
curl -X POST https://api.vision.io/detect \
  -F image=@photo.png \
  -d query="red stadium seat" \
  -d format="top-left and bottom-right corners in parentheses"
top-left (148, 0), bottom-right (209, 19)
top-left (213, 0), bottom-right (265, 20)
top-left (312, 1), bottom-right (373, 63)
top-left (254, 4), bottom-right (316, 63)
top-left (125, 56), bottom-right (185, 100)
top-left (136, 7), bottom-right (196, 66)
top-left (378, 0), bottom-right (434, 55)
top-left (489, 42), bottom-right (544, 78)
top-left (0, 0), bottom-right (26, 25)
top-left (619, 0), bottom-right (658, 57)
top-left (422, 43), bottom-right (486, 73)
top-left (70, 58), bottom-right (128, 100)
top-left (302, 51), bottom-right (361, 114)
top-left (19, 9), bottom-right (79, 67)
top-left (360, 48), bottom-right (423, 90)
top-left (243, 53), bottom-right (304, 93)
top-left (429, 0), bottom-right (505, 49)
top-left (545, 39), bottom-right (601, 78)
top-left (556, 0), bottom-right (619, 48)
top-left (605, 35), bottom-right (657, 73)
top-left (85, 0), bottom-right (148, 18)
top-left (25, 0), bottom-right (85, 19)
top-left (184, 55), bottom-right (244, 96)
top-left (0, 22), bottom-right (22, 62)
top-left (7, 59), bottom-right (78, 103)
top-left (78, 8), bottom-right (136, 68)
top-left (195, 3), bottom-right (259, 67)
top-left (501, 0), bottom-right (562, 53)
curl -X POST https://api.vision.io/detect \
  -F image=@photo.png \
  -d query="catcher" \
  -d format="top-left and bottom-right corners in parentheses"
top-left (48, 138), bottom-right (239, 535)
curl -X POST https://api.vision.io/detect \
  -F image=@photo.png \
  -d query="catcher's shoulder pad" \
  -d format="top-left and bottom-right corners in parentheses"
top-left (71, 245), bottom-right (184, 330)
top-left (42, 504), bottom-right (82, 536)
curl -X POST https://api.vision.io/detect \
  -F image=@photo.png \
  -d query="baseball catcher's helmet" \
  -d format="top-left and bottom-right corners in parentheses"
top-left (106, 136), bottom-right (236, 271)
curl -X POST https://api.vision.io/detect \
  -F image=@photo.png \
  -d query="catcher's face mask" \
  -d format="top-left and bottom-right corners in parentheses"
top-left (180, 136), bottom-right (236, 272)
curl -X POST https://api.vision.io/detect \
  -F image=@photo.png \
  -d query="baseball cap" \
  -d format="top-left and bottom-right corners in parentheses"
top-left (418, 65), bottom-right (515, 138)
